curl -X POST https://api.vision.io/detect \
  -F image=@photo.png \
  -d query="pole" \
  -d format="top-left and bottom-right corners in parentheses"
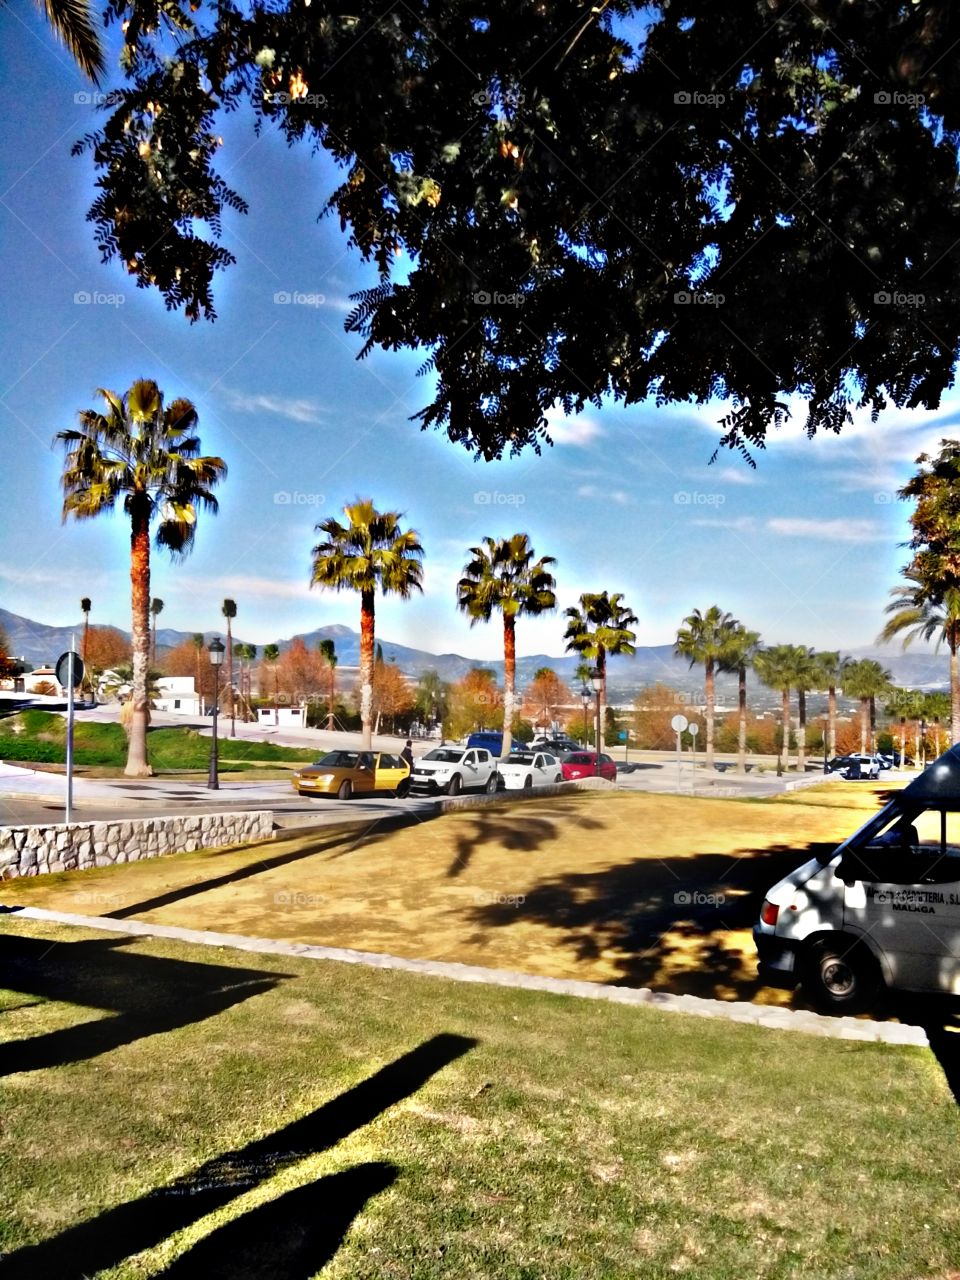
top-left (595, 690), bottom-right (602, 775)
top-left (208, 664), bottom-right (220, 790)
top-left (676, 731), bottom-right (682, 794)
top-left (65, 636), bottom-right (75, 824)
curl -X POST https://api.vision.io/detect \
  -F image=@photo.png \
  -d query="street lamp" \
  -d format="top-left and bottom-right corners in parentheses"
top-left (208, 636), bottom-right (225, 790)
top-left (590, 667), bottom-right (603, 772)
top-left (579, 684), bottom-right (591, 747)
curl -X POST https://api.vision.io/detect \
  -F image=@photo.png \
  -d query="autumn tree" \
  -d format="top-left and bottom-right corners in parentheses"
top-left (523, 668), bottom-right (572, 733)
top-left (275, 637), bottom-right (326, 703)
top-left (160, 636), bottom-right (217, 704)
top-left (83, 626), bottom-right (131, 692)
top-left (633, 683), bottom-right (691, 751)
top-left (371, 662), bottom-right (415, 734)
top-left (444, 669), bottom-right (502, 740)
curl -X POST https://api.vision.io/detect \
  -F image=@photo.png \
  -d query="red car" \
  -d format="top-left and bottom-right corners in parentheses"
top-left (560, 751), bottom-right (618, 781)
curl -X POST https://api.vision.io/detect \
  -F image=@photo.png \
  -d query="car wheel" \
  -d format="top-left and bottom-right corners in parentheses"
top-left (485, 773), bottom-right (498, 794)
top-left (396, 778), bottom-right (410, 799)
top-left (447, 774), bottom-right (462, 797)
top-left (801, 938), bottom-right (881, 1013)
top-left (523, 775), bottom-right (533, 790)
top-left (554, 773), bottom-right (562, 784)
top-left (337, 780), bottom-right (352, 801)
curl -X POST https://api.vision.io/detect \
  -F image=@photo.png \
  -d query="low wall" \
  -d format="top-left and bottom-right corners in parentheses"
top-left (0, 810), bottom-right (275, 879)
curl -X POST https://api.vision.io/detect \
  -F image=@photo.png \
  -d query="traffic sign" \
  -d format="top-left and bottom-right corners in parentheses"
top-left (688, 722), bottom-right (699, 737)
top-left (55, 651), bottom-right (84, 689)
top-left (670, 714), bottom-right (688, 733)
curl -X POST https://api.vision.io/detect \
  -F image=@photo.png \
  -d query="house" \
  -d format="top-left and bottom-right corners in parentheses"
top-left (154, 676), bottom-right (202, 716)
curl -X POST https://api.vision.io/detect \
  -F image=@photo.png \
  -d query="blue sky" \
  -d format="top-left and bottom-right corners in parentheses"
top-left (2, 11), bottom-right (958, 662)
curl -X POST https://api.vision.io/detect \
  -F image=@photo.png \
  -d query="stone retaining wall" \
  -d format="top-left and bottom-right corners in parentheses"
top-left (0, 810), bottom-right (275, 879)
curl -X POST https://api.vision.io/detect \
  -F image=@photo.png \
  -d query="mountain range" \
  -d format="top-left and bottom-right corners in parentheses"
top-left (1, 605), bottom-right (953, 698)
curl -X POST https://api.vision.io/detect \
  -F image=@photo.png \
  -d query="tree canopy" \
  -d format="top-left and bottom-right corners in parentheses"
top-left (74, 2), bottom-right (960, 460)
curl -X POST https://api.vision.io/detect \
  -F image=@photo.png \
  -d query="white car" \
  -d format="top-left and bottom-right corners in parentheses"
top-left (496, 750), bottom-right (563, 790)
top-left (827, 753), bottom-right (882, 780)
top-left (408, 746), bottom-right (499, 797)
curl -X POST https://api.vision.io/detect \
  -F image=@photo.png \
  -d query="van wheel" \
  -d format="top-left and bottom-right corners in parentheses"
top-left (801, 938), bottom-right (880, 1013)
top-left (485, 773), bottom-right (498, 794)
top-left (447, 774), bottom-right (462, 796)
top-left (337, 780), bottom-right (352, 801)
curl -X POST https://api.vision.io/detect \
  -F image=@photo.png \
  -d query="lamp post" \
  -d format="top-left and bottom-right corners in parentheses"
top-left (579, 685), bottom-right (591, 747)
top-left (590, 668), bottom-right (603, 774)
top-left (208, 637), bottom-right (225, 790)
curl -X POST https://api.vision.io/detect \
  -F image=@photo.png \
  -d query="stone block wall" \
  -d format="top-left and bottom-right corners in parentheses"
top-left (0, 810), bottom-right (274, 879)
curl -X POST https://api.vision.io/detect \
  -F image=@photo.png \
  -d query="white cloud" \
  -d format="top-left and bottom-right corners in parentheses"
top-left (710, 465), bottom-right (757, 486)
top-left (544, 408), bottom-right (603, 447)
top-left (576, 484), bottom-right (632, 505)
top-left (221, 390), bottom-right (328, 425)
top-left (689, 516), bottom-right (757, 532)
top-left (766, 517), bottom-right (886, 543)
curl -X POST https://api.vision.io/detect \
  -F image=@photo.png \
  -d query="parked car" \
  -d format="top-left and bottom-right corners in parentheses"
top-left (496, 751), bottom-right (563, 790)
top-left (409, 746), bottom-right (499, 796)
top-left (755, 744), bottom-right (960, 1011)
top-left (560, 751), bottom-right (618, 782)
top-left (466, 730), bottom-right (506, 755)
top-left (531, 734), bottom-right (582, 755)
top-left (292, 750), bottom-right (410, 800)
top-left (876, 750), bottom-right (904, 769)
top-left (826, 754), bottom-right (881, 780)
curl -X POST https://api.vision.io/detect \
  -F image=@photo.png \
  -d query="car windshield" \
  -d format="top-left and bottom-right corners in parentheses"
top-left (510, 753), bottom-right (535, 764)
top-left (312, 752), bottom-right (359, 768)
top-left (423, 749), bottom-right (463, 763)
top-left (562, 753), bottom-right (591, 763)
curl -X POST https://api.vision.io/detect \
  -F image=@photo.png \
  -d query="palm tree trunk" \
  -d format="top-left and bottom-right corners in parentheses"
top-left (781, 688), bottom-right (790, 772)
top-left (359, 591), bottom-right (375, 749)
top-left (501, 616), bottom-right (516, 759)
top-left (900, 717), bottom-right (906, 767)
top-left (797, 689), bottom-right (807, 772)
top-left (151, 616), bottom-right (157, 669)
top-left (860, 699), bottom-right (869, 756)
top-left (126, 504), bottom-right (153, 777)
top-left (952, 638), bottom-right (960, 746)
top-left (227, 619), bottom-right (235, 737)
top-left (828, 686), bottom-right (837, 758)
top-left (704, 657), bottom-right (715, 771)
top-left (736, 663), bottom-right (747, 774)
top-left (597, 643), bottom-right (607, 755)
top-left (82, 614), bottom-right (89, 663)
top-left (327, 663), bottom-right (335, 732)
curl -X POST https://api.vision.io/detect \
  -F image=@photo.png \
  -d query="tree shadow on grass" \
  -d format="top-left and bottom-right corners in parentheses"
top-left (0, 1032), bottom-right (475, 1278)
top-left (0, 931), bottom-right (282, 1076)
top-left (465, 840), bottom-right (840, 1000)
top-left (445, 799), bottom-right (604, 879)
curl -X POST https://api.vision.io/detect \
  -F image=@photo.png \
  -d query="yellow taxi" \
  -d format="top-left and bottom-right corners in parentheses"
top-left (291, 750), bottom-right (411, 800)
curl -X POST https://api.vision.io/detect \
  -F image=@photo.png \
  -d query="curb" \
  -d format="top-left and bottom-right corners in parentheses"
top-left (2, 905), bottom-right (929, 1047)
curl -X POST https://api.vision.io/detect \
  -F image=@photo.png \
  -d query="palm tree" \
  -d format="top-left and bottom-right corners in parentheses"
top-left (674, 606), bottom-right (740, 772)
top-left (563, 591), bottom-right (638, 742)
top-left (150, 597), bottom-right (164, 668)
top-left (879, 569), bottom-right (960, 745)
top-left (35, 0), bottom-right (105, 82)
top-left (192, 632), bottom-right (205, 712)
top-left (318, 638), bottom-right (338, 730)
top-left (842, 659), bottom-right (893, 756)
top-left (924, 691), bottom-right (951, 757)
top-left (80, 596), bottom-right (91, 662)
top-left (456, 534), bottom-right (557, 758)
top-left (791, 647), bottom-right (821, 773)
top-left (311, 500), bottom-right (424, 749)
top-left (814, 651), bottom-right (846, 760)
top-left (56, 380), bottom-right (226, 775)
top-left (222, 598), bottom-right (237, 736)
top-left (235, 642), bottom-right (256, 722)
top-left (263, 643), bottom-right (280, 724)
top-left (753, 645), bottom-right (798, 772)
top-left (723, 625), bottom-right (761, 774)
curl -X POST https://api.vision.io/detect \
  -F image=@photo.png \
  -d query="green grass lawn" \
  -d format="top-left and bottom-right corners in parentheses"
top-left (2, 917), bottom-right (959, 1279)
top-left (0, 711), bottom-right (318, 773)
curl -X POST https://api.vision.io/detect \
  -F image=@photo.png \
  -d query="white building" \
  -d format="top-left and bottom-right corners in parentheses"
top-left (257, 705), bottom-right (307, 729)
top-left (154, 676), bottom-right (202, 716)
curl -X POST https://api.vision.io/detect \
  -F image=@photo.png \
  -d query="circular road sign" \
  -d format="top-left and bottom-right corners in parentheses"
top-left (688, 722), bottom-right (699, 737)
top-left (670, 714), bottom-right (688, 734)
top-left (55, 652), bottom-right (85, 688)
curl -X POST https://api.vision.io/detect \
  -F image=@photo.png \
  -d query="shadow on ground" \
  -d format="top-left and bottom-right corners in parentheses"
top-left (0, 1031), bottom-right (475, 1278)
top-left (0, 931), bottom-right (282, 1075)
top-left (444, 803), bottom-right (604, 879)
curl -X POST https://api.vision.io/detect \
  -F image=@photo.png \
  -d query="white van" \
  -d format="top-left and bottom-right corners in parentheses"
top-left (754, 748), bottom-right (960, 1012)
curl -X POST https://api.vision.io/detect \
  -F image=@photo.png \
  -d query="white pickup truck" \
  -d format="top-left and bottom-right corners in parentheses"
top-left (755, 746), bottom-right (960, 1011)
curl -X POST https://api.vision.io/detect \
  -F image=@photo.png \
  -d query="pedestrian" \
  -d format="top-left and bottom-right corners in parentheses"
top-left (401, 739), bottom-right (414, 769)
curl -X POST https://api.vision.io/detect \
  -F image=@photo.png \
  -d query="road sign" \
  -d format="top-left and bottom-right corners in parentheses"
top-left (688, 723), bottom-right (699, 737)
top-left (55, 651), bottom-right (84, 688)
top-left (670, 714), bottom-right (688, 733)
top-left (618, 731), bottom-right (627, 742)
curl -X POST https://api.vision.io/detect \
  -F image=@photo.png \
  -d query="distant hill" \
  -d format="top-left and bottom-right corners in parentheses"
top-left (1, 604), bottom-right (952, 697)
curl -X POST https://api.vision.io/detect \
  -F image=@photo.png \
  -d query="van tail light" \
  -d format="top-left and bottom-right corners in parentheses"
top-left (760, 901), bottom-right (780, 927)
